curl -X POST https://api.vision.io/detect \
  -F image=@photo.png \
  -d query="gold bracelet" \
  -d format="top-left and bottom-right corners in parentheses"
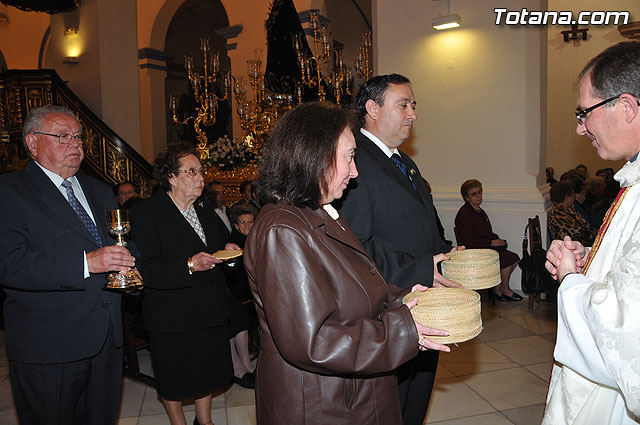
top-left (187, 257), bottom-right (195, 274)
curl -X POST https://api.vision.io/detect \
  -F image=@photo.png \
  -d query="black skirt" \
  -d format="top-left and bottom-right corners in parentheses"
top-left (148, 325), bottom-right (233, 400)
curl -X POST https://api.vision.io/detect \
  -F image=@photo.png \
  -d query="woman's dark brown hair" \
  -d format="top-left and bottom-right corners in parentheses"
top-left (460, 179), bottom-right (482, 201)
top-left (153, 142), bottom-right (197, 192)
top-left (256, 102), bottom-right (358, 209)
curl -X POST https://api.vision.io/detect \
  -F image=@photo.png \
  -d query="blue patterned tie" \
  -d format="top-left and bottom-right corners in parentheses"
top-left (391, 154), bottom-right (416, 190)
top-left (61, 180), bottom-right (103, 246)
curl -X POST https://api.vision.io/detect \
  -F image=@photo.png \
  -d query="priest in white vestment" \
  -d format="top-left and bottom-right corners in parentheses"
top-left (544, 42), bottom-right (640, 425)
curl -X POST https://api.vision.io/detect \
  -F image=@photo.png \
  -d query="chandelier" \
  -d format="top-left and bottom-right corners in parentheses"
top-left (294, 10), bottom-right (372, 104)
top-left (169, 37), bottom-right (230, 161)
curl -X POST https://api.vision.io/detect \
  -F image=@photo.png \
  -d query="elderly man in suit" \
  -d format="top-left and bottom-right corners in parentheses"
top-left (336, 74), bottom-right (461, 425)
top-left (0, 105), bottom-right (136, 425)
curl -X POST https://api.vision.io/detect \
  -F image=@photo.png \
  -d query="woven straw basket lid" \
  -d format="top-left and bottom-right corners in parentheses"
top-left (403, 288), bottom-right (482, 344)
top-left (441, 249), bottom-right (500, 290)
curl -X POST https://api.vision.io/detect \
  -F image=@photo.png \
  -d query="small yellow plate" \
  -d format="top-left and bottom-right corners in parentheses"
top-left (213, 249), bottom-right (243, 261)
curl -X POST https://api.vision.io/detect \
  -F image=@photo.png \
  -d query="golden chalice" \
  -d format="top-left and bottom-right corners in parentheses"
top-left (105, 209), bottom-right (143, 290)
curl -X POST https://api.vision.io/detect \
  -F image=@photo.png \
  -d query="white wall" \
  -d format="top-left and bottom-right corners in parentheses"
top-left (374, 0), bottom-right (550, 290)
top-left (546, 0), bottom-right (639, 178)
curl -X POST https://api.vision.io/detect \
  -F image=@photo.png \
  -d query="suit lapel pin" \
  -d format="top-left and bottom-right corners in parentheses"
top-left (410, 169), bottom-right (416, 175)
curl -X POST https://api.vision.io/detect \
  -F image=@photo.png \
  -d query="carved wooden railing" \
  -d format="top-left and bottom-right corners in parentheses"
top-left (0, 69), bottom-right (153, 195)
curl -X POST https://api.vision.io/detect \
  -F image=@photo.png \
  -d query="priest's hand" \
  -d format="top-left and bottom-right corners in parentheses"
top-left (546, 236), bottom-right (586, 280)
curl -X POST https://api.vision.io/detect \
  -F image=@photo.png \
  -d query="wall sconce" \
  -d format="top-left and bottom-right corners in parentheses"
top-left (561, 23), bottom-right (588, 42)
top-left (432, 0), bottom-right (461, 30)
top-left (63, 56), bottom-right (79, 64)
top-left (64, 25), bottom-right (78, 36)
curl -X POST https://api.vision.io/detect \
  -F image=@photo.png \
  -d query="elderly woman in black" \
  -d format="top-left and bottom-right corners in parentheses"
top-left (131, 143), bottom-right (237, 425)
top-left (244, 102), bottom-right (451, 425)
top-left (454, 179), bottom-right (522, 301)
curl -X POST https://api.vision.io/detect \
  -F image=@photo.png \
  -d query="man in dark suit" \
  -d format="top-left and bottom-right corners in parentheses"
top-left (336, 74), bottom-right (461, 425)
top-left (0, 105), bottom-right (137, 424)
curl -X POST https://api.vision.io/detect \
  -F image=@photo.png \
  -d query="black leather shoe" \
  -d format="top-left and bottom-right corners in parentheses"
top-left (193, 417), bottom-right (200, 425)
top-left (493, 292), bottom-right (508, 301)
top-left (503, 292), bottom-right (523, 301)
top-left (233, 372), bottom-right (255, 389)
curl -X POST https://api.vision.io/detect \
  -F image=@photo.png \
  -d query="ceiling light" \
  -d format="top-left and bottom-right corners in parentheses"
top-left (432, 14), bottom-right (461, 30)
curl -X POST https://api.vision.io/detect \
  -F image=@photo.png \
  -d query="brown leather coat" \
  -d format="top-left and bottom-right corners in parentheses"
top-left (245, 203), bottom-right (419, 425)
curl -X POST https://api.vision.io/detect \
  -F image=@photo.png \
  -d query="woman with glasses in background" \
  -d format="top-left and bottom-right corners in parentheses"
top-left (131, 143), bottom-right (238, 425)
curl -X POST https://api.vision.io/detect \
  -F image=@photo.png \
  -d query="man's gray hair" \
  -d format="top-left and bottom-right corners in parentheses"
top-left (578, 41), bottom-right (640, 102)
top-left (22, 105), bottom-right (79, 154)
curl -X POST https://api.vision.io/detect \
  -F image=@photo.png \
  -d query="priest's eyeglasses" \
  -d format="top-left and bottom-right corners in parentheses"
top-left (32, 131), bottom-right (83, 144)
top-left (177, 168), bottom-right (204, 177)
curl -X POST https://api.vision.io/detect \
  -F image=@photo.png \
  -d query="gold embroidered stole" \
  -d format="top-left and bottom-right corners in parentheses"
top-left (582, 187), bottom-right (629, 274)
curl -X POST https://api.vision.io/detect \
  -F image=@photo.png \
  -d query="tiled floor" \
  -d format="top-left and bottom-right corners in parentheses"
top-left (0, 293), bottom-right (556, 425)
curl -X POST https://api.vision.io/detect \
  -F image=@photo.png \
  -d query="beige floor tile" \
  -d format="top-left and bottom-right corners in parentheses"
top-left (506, 315), bottom-right (556, 335)
top-left (439, 343), bottom-right (518, 376)
top-left (115, 418), bottom-right (139, 425)
top-left (483, 299), bottom-right (530, 318)
top-left (425, 377), bottom-right (495, 423)
top-left (476, 318), bottom-right (534, 343)
top-left (118, 378), bottom-right (147, 418)
top-left (460, 367), bottom-right (548, 411)
top-left (0, 392), bottom-right (18, 425)
top-left (139, 388), bottom-right (169, 416)
top-left (524, 362), bottom-right (553, 383)
top-left (488, 335), bottom-right (555, 366)
top-left (212, 387), bottom-right (227, 409)
top-left (224, 384), bottom-right (256, 407)
top-left (227, 405), bottom-right (256, 425)
top-left (502, 403), bottom-right (545, 425)
top-left (137, 413), bottom-right (172, 425)
top-left (435, 363), bottom-right (455, 380)
top-left (427, 411), bottom-right (513, 424)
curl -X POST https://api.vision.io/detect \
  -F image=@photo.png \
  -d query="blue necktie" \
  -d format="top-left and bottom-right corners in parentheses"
top-left (391, 154), bottom-right (416, 190)
top-left (61, 180), bottom-right (103, 246)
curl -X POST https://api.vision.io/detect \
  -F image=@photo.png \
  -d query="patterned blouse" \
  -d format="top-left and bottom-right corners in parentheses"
top-left (548, 204), bottom-right (598, 246)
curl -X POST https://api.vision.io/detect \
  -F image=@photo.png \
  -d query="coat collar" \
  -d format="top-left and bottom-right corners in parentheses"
top-left (356, 132), bottom-right (431, 206)
top-left (152, 190), bottom-right (212, 249)
top-left (24, 160), bottom-right (106, 248)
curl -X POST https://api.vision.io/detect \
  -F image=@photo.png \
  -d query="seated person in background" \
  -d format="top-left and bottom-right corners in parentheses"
top-left (575, 163), bottom-right (588, 180)
top-left (546, 167), bottom-right (557, 186)
top-left (454, 179), bottom-right (522, 301)
top-left (584, 176), bottom-right (610, 224)
top-left (225, 203), bottom-right (259, 389)
top-left (548, 180), bottom-right (598, 246)
top-left (571, 178), bottom-right (601, 229)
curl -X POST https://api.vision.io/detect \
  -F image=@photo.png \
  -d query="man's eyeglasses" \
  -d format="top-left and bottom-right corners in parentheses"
top-left (238, 219), bottom-right (254, 225)
top-left (176, 168), bottom-right (204, 177)
top-left (32, 132), bottom-right (83, 144)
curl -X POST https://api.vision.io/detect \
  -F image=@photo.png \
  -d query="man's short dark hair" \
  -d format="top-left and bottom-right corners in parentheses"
top-left (114, 180), bottom-right (137, 196)
top-left (257, 101), bottom-right (358, 209)
top-left (152, 142), bottom-right (197, 192)
top-left (579, 41), bottom-right (640, 102)
top-left (550, 180), bottom-right (575, 204)
top-left (355, 73), bottom-right (411, 127)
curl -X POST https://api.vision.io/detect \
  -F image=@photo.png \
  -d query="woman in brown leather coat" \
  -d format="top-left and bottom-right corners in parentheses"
top-left (244, 102), bottom-right (451, 425)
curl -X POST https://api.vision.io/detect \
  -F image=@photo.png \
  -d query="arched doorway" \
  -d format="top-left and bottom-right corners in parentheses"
top-left (164, 0), bottom-right (231, 146)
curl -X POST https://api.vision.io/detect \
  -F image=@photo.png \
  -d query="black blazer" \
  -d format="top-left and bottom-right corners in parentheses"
top-left (0, 160), bottom-right (122, 363)
top-left (335, 131), bottom-right (449, 288)
top-left (130, 190), bottom-right (229, 333)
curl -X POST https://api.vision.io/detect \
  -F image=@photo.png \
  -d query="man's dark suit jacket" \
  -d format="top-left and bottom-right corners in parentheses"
top-left (130, 190), bottom-right (229, 333)
top-left (0, 160), bottom-right (122, 364)
top-left (335, 131), bottom-right (450, 289)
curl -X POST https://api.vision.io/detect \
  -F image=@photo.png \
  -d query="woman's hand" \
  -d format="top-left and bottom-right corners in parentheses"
top-left (491, 239), bottom-right (507, 247)
top-left (404, 288), bottom-right (452, 353)
top-left (225, 243), bottom-right (241, 251)
top-left (191, 251), bottom-right (222, 272)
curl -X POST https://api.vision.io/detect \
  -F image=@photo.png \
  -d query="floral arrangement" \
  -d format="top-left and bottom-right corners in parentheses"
top-left (204, 135), bottom-right (258, 172)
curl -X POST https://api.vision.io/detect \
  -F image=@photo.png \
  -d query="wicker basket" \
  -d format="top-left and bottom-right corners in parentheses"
top-left (441, 249), bottom-right (500, 290)
top-left (403, 288), bottom-right (482, 344)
